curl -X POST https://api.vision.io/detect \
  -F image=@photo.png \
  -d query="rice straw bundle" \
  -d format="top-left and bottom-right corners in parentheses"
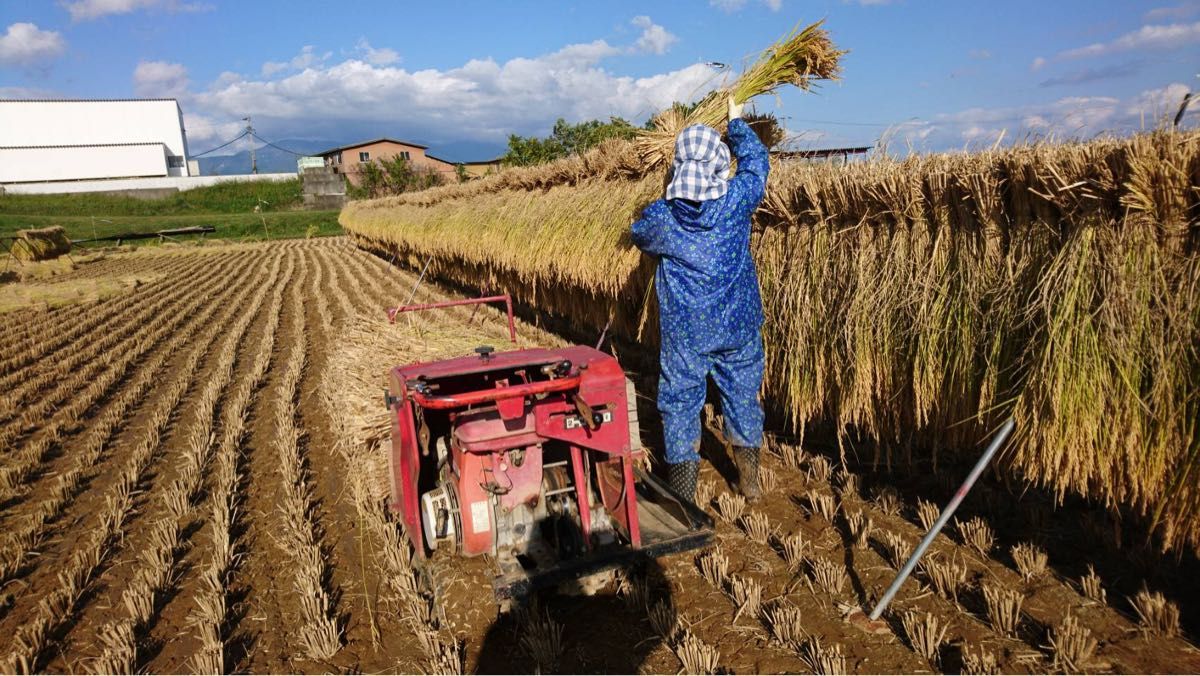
top-left (635, 20), bottom-right (844, 168)
top-left (11, 226), bottom-right (71, 262)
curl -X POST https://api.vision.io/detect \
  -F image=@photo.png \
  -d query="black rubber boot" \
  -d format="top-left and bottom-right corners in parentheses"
top-left (668, 460), bottom-right (700, 503)
top-left (734, 446), bottom-right (762, 503)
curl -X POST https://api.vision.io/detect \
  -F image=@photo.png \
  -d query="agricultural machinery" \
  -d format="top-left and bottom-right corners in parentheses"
top-left (383, 294), bottom-right (713, 603)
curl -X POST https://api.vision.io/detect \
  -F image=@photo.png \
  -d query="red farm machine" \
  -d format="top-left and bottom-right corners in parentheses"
top-left (383, 294), bottom-right (713, 604)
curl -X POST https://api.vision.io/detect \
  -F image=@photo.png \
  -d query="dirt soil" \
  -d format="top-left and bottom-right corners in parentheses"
top-left (0, 237), bottom-right (1197, 674)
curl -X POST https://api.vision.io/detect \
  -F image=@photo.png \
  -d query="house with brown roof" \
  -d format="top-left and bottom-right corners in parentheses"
top-left (316, 137), bottom-right (456, 185)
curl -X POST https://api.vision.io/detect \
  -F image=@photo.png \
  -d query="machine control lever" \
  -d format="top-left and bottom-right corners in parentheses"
top-left (475, 345), bottom-right (495, 362)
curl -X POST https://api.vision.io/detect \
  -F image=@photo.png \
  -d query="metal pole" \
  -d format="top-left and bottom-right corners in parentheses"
top-left (868, 418), bottom-right (1015, 621)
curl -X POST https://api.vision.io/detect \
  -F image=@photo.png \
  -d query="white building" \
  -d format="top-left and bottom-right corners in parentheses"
top-left (0, 98), bottom-right (193, 184)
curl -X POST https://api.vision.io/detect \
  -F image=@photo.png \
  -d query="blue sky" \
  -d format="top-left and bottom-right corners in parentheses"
top-left (1, 0), bottom-right (1197, 160)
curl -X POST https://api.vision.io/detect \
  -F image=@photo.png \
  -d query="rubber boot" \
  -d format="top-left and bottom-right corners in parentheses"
top-left (668, 460), bottom-right (700, 503)
top-left (734, 446), bottom-right (762, 503)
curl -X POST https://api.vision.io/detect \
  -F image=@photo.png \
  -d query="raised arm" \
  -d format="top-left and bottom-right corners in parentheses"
top-left (725, 103), bottom-right (770, 218)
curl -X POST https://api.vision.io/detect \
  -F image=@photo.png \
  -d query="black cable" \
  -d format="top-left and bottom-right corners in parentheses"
top-left (249, 132), bottom-right (307, 156)
top-left (190, 130), bottom-right (250, 157)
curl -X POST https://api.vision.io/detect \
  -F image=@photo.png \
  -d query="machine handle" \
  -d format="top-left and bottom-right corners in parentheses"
top-left (409, 374), bottom-right (582, 410)
top-left (388, 294), bottom-right (517, 344)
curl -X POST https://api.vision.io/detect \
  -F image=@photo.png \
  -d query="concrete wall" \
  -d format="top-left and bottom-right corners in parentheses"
top-left (0, 99), bottom-right (192, 176)
top-left (3, 173), bottom-right (296, 195)
top-left (0, 144), bottom-right (170, 183)
top-left (301, 167), bottom-right (346, 210)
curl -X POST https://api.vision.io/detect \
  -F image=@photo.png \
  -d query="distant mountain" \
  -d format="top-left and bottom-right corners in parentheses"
top-left (195, 137), bottom-right (508, 175)
top-left (195, 139), bottom-right (339, 176)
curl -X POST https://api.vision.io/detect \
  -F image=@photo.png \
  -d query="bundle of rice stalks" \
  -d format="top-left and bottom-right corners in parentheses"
top-left (845, 510), bottom-right (872, 548)
top-left (900, 610), bottom-right (948, 665)
top-left (1011, 542), bottom-right (1048, 582)
top-left (518, 605), bottom-right (564, 672)
top-left (739, 511), bottom-right (773, 544)
top-left (1130, 587), bottom-right (1181, 637)
top-left (716, 493), bottom-right (747, 523)
top-left (10, 226), bottom-right (71, 262)
top-left (881, 531), bottom-right (912, 570)
top-left (778, 531), bottom-right (809, 570)
top-left (956, 516), bottom-right (995, 556)
top-left (919, 552), bottom-right (967, 602)
top-left (1079, 565), bottom-right (1106, 604)
top-left (763, 600), bottom-right (807, 648)
top-left (727, 575), bottom-right (763, 618)
top-left (809, 557), bottom-right (848, 596)
top-left (916, 499), bottom-right (940, 533)
top-left (982, 583), bottom-right (1024, 637)
top-left (961, 646), bottom-right (1000, 675)
top-left (635, 21), bottom-right (844, 168)
top-left (800, 637), bottom-right (847, 675)
top-left (1047, 612), bottom-right (1097, 674)
top-left (696, 479), bottom-right (716, 507)
top-left (806, 490), bottom-right (838, 521)
top-left (648, 599), bottom-right (680, 642)
top-left (674, 631), bottom-right (721, 674)
top-left (698, 548), bottom-right (731, 588)
top-left (871, 486), bottom-right (902, 517)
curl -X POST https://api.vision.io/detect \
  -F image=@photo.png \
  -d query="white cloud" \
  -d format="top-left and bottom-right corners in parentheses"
top-left (1030, 56), bottom-right (1047, 71)
top-left (185, 37), bottom-right (721, 147)
top-left (907, 84), bottom-right (1193, 149)
top-left (631, 16), bottom-right (677, 55)
top-left (1145, 2), bottom-right (1200, 21)
top-left (355, 38), bottom-right (400, 66)
top-left (710, 0), bottom-right (784, 11)
top-left (0, 22), bottom-right (66, 66)
top-left (64, 0), bottom-right (211, 21)
top-left (1059, 21), bottom-right (1200, 59)
top-left (261, 45), bottom-right (331, 77)
top-left (0, 85), bottom-right (59, 98)
top-left (133, 60), bottom-right (189, 97)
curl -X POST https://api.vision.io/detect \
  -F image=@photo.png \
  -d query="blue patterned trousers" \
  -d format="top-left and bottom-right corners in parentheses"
top-left (658, 333), bottom-right (765, 464)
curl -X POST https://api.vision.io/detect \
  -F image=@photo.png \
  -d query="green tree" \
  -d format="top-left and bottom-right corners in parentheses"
top-left (502, 116), bottom-right (640, 167)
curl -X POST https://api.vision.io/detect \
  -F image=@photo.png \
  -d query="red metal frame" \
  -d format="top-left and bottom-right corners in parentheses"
top-left (410, 374), bottom-right (582, 409)
top-left (387, 345), bottom-right (642, 560)
top-left (388, 293), bottom-right (517, 343)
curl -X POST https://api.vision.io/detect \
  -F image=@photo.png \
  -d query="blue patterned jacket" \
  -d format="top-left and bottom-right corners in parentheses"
top-left (631, 118), bottom-right (769, 353)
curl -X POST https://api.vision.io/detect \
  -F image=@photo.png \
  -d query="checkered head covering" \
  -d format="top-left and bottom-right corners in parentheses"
top-left (666, 124), bottom-right (731, 202)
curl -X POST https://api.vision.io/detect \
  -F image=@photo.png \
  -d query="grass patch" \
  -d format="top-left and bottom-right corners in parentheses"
top-left (0, 211), bottom-right (341, 247)
top-left (0, 179), bottom-right (306, 216)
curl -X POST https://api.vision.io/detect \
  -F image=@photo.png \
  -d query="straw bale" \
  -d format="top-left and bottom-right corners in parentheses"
top-left (11, 226), bottom-right (71, 262)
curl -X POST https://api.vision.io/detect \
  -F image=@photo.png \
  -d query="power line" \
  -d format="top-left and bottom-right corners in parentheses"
top-left (249, 131), bottom-right (307, 156)
top-left (190, 130), bottom-right (249, 157)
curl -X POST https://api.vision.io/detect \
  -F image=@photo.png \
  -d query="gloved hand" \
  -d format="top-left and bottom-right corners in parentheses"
top-left (728, 95), bottom-right (743, 121)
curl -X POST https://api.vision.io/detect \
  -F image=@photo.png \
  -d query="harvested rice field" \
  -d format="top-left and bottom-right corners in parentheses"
top-left (1, 238), bottom-right (1198, 674)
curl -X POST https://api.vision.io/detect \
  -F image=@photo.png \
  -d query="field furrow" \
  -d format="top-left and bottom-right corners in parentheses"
top-left (68, 250), bottom-right (288, 674)
top-left (0, 251), bottom-right (241, 449)
top-left (0, 251), bottom-right (209, 389)
top-left (0, 257), bottom-right (265, 592)
top-left (0, 255), bottom-right (270, 673)
top-left (0, 253), bottom-right (251, 502)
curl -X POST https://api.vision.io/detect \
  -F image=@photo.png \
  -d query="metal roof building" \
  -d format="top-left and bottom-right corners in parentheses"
top-left (0, 98), bottom-right (194, 184)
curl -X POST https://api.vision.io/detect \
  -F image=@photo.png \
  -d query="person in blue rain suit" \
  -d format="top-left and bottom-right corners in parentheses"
top-left (630, 96), bottom-right (769, 504)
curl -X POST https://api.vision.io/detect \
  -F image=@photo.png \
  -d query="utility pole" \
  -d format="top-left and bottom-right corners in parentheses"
top-left (243, 116), bottom-right (257, 174)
